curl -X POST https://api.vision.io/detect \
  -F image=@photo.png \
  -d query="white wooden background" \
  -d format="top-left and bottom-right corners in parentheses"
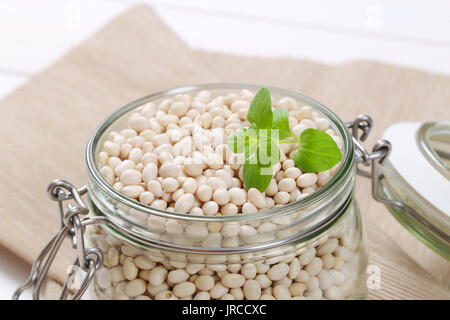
top-left (1, 0), bottom-right (449, 299)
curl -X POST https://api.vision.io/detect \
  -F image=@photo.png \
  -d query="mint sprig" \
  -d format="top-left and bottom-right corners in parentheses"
top-left (247, 88), bottom-right (273, 129)
top-left (228, 88), bottom-right (342, 193)
top-left (272, 109), bottom-right (293, 139)
top-left (294, 128), bottom-right (342, 172)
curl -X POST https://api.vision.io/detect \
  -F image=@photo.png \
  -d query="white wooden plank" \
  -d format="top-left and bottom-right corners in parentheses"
top-left (133, 0), bottom-right (450, 45)
top-left (0, 73), bottom-right (28, 100)
top-left (0, 0), bottom-right (130, 74)
top-left (153, 7), bottom-right (450, 75)
top-left (1, 0), bottom-right (448, 76)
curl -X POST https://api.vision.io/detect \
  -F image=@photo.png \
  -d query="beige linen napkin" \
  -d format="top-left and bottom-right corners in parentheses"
top-left (0, 5), bottom-right (448, 299)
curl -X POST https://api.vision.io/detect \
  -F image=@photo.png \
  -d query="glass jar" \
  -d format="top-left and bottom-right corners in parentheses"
top-left (379, 120), bottom-right (450, 286)
top-left (84, 84), bottom-right (367, 300)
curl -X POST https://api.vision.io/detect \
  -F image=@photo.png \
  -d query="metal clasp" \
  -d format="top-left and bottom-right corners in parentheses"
top-left (12, 180), bottom-right (103, 300)
top-left (347, 115), bottom-right (449, 243)
top-left (347, 114), bottom-right (395, 193)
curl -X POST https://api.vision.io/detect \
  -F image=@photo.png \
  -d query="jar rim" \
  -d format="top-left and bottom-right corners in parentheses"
top-left (85, 83), bottom-right (355, 223)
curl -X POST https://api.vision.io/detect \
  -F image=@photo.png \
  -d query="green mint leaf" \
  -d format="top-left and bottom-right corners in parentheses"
top-left (247, 88), bottom-right (273, 129)
top-left (272, 109), bottom-right (292, 139)
top-left (243, 162), bottom-right (273, 192)
top-left (294, 128), bottom-right (342, 172)
top-left (244, 124), bottom-right (259, 159)
top-left (246, 129), bottom-right (280, 167)
top-left (227, 128), bottom-right (247, 153)
top-left (227, 125), bottom-right (258, 159)
top-left (257, 130), bottom-right (280, 166)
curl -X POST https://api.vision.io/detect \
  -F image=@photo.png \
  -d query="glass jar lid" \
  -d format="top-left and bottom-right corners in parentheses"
top-left (380, 120), bottom-right (450, 259)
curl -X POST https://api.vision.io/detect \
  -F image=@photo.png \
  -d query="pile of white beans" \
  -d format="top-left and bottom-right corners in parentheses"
top-left (98, 89), bottom-right (342, 217)
top-left (88, 219), bottom-right (362, 300)
top-left (89, 89), bottom-right (363, 300)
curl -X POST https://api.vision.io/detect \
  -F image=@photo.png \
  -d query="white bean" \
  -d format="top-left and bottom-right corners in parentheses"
top-left (213, 188), bottom-right (230, 205)
top-left (95, 268), bottom-right (111, 289)
top-left (129, 116), bottom-right (149, 132)
top-left (183, 158), bottom-right (203, 177)
top-left (289, 283), bottom-right (306, 297)
top-left (299, 247), bottom-right (316, 265)
top-left (147, 283), bottom-right (169, 296)
top-left (324, 286), bottom-right (343, 300)
top-left (284, 167), bottom-right (301, 179)
top-left (195, 275), bottom-right (215, 291)
top-left (305, 288), bottom-right (323, 299)
top-left (306, 277), bottom-right (319, 291)
top-left (305, 257), bottom-right (323, 276)
top-left (202, 201), bottom-right (219, 215)
top-left (243, 279), bottom-right (261, 300)
top-left (114, 160), bottom-right (135, 176)
top-left (207, 177), bottom-right (227, 191)
top-left (169, 102), bottom-right (189, 117)
top-left (265, 179), bottom-right (278, 197)
top-left (122, 185), bottom-right (144, 198)
top-left (152, 134), bottom-right (170, 146)
top-left (274, 191), bottom-right (290, 204)
top-left (273, 285), bottom-right (291, 300)
top-left (297, 173), bottom-right (318, 188)
top-left (125, 279), bottom-right (147, 297)
top-left (209, 283), bottom-right (229, 299)
top-left (197, 185), bottom-right (213, 202)
top-left (162, 177), bottom-right (178, 192)
top-left (229, 288), bottom-right (244, 300)
top-left (318, 270), bottom-right (333, 290)
top-left (104, 141), bottom-right (120, 157)
top-left (185, 224), bottom-right (208, 240)
top-left (174, 193), bottom-right (195, 213)
top-left (242, 202), bottom-right (257, 214)
top-left (230, 100), bottom-right (250, 113)
top-left (317, 238), bottom-right (339, 256)
top-left (221, 274), bottom-right (245, 288)
top-left (120, 169), bottom-right (141, 186)
top-left (159, 162), bottom-right (178, 178)
top-left (142, 163), bottom-right (158, 183)
top-left (155, 290), bottom-right (178, 300)
top-left (109, 267), bottom-right (125, 282)
top-left (278, 178), bottom-right (296, 192)
top-left (228, 187), bottom-right (247, 206)
top-left (248, 188), bottom-right (266, 209)
top-left (166, 220), bottom-right (183, 235)
top-left (123, 257), bottom-right (138, 280)
top-left (173, 281), bottom-right (196, 298)
top-left (222, 203), bottom-right (238, 215)
top-left (134, 255), bottom-right (156, 270)
top-left (148, 267), bottom-right (168, 286)
top-left (183, 178), bottom-right (198, 194)
top-left (255, 274), bottom-right (272, 289)
top-left (100, 166), bottom-right (115, 185)
top-left (317, 170), bottom-right (331, 186)
top-left (267, 263), bottom-right (289, 281)
top-left (241, 263), bottom-right (257, 279)
top-left (193, 292), bottom-right (210, 300)
top-left (137, 191), bottom-right (154, 205)
top-left (221, 223), bottom-right (240, 238)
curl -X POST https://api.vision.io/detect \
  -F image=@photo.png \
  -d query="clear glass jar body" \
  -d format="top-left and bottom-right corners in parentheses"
top-left (84, 84), bottom-right (367, 300)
